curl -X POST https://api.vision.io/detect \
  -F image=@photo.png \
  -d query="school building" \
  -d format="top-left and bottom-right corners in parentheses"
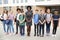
top-left (0, 0), bottom-right (60, 14)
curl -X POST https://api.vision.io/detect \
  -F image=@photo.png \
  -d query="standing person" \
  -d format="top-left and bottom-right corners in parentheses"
top-left (25, 6), bottom-right (33, 36)
top-left (15, 8), bottom-right (21, 34)
top-left (3, 10), bottom-right (9, 34)
top-left (7, 11), bottom-right (14, 34)
top-left (33, 9), bottom-right (39, 36)
top-left (52, 10), bottom-right (60, 37)
top-left (39, 10), bottom-right (46, 37)
top-left (45, 8), bottom-right (52, 36)
top-left (19, 9), bottom-right (25, 36)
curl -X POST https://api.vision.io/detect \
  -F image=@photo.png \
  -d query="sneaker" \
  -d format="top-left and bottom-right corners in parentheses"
top-left (52, 34), bottom-right (55, 37)
top-left (54, 35), bottom-right (56, 37)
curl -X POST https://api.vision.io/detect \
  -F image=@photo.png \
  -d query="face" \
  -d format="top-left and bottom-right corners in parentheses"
top-left (28, 7), bottom-right (31, 11)
top-left (54, 11), bottom-right (58, 15)
top-left (17, 10), bottom-right (20, 13)
top-left (47, 9), bottom-right (50, 13)
top-left (35, 10), bottom-right (38, 14)
top-left (41, 10), bottom-right (45, 14)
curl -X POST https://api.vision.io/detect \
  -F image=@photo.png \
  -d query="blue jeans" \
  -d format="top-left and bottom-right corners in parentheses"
top-left (20, 25), bottom-right (25, 35)
top-left (46, 22), bottom-right (51, 34)
top-left (3, 20), bottom-right (8, 32)
top-left (7, 20), bottom-right (14, 33)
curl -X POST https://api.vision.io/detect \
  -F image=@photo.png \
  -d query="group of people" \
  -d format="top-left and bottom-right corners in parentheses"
top-left (0, 6), bottom-right (60, 37)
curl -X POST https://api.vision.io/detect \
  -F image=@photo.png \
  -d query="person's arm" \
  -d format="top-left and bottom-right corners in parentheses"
top-left (39, 20), bottom-right (41, 23)
top-left (58, 18), bottom-right (60, 27)
top-left (20, 15), bottom-right (25, 23)
top-left (59, 18), bottom-right (60, 27)
top-left (42, 20), bottom-right (46, 24)
top-left (51, 17), bottom-right (54, 27)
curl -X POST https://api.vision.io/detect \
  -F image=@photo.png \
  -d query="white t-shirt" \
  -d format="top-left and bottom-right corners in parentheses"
top-left (16, 13), bottom-right (22, 21)
top-left (3, 13), bottom-right (8, 20)
top-left (46, 13), bottom-right (52, 22)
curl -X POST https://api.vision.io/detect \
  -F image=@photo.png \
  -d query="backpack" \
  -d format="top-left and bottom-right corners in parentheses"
top-left (0, 14), bottom-right (4, 21)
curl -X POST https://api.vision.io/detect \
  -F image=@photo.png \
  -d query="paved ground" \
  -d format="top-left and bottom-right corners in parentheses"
top-left (0, 21), bottom-right (60, 40)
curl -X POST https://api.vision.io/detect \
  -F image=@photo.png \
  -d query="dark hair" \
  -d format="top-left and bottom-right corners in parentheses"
top-left (27, 6), bottom-right (32, 10)
top-left (16, 8), bottom-right (21, 11)
top-left (3, 10), bottom-right (8, 14)
top-left (46, 8), bottom-right (51, 13)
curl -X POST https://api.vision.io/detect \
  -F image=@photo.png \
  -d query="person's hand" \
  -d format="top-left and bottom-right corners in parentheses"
top-left (52, 23), bottom-right (54, 27)
top-left (41, 22), bottom-right (43, 24)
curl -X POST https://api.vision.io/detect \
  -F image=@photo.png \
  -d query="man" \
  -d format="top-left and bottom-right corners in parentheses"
top-left (19, 9), bottom-right (25, 36)
top-left (52, 10), bottom-right (60, 37)
top-left (33, 9), bottom-right (39, 36)
top-left (15, 8), bottom-right (21, 34)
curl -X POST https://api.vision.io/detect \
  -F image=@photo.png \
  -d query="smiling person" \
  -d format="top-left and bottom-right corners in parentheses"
top-left (7, 10), bottom-right (14, 34)
top-left (33, 9), bottom-right (39, 36)
top-left (15, 8), bottom-right (21, 34)
top-left (45, 8), bottom-right (52, 36)
top-left (25, 6), bottom-right (33, 36)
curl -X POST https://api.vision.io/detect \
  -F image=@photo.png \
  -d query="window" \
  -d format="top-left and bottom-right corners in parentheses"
top-left (3, 0), bottom-right (8, 4)
top-left (0, 0), bottom-right (2, 4)
top-left (21, 0), bottom-right (23, 3)
top-left (13, 0), bottom-right (15, 3)
top-left (3, 7), bottom-right (11, 11)
top-left (16, 0), bottom-right (19, 3)
top-left (35, 0), bottom-right (45, 2)
top-left (25, 0), bottom-right (28, 2)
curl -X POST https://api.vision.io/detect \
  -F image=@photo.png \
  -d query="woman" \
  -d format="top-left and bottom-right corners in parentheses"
top-left (46, 8), bottom-right (52, 36)
top-left (25, 6), bottom-right (33, 36)
top-left (7, 10), bottom-right (14, 34)
top-left (3, 10), bottom-right (9, 34)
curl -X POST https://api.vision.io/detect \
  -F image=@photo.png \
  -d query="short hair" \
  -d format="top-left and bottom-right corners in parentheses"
top-left (35, 9), bottom-right (39, 11)
top-left (27, 6), bottom-right (32, 10)
top-left (53, 10), bottom-right (59, 14)
top-left (16, 8), bottom-right (21, 11)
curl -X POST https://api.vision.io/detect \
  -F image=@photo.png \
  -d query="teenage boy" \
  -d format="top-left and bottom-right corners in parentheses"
top-left (15, 8), bottom-right (21, 34)
top-left (52, 10), bottom-right (60, 37)
top-left (34, 9), bottom-right (39, 36)
top-left (19, 9), bottom-right (25, 36)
